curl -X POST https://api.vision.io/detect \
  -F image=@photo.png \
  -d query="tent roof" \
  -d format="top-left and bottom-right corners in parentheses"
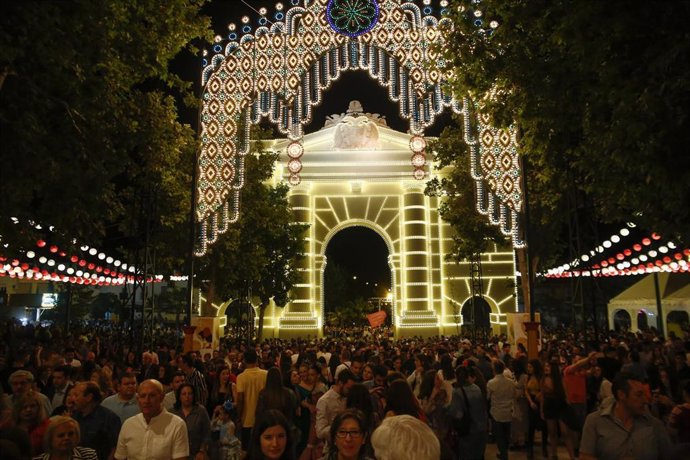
top-left (609, 273), bottom-right (690, 304)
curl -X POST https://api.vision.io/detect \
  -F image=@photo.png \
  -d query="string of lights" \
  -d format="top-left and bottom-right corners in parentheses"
top-left (543, 224), bottom-right (690, 278)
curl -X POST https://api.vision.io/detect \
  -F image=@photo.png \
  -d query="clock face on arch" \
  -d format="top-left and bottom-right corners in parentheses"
top-left (327, 0), bottom-right (380, 37)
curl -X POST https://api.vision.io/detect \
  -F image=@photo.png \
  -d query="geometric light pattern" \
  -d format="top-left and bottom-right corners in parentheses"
top-left (197, 0), bottom-right (524, 255)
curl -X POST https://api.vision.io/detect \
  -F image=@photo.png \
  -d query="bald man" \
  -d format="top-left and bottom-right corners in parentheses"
top-left (114, 379), bottom-right (188, 460)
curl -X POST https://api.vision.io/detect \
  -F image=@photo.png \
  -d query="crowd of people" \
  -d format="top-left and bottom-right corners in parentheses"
top-left (0, 318), bottom-right (689, 459)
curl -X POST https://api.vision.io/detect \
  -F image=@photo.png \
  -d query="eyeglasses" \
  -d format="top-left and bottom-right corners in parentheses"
top-left (336, 430), bottom-right (363, 439)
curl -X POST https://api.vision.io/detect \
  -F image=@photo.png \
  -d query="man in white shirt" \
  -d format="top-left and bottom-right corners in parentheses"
top-left (114, 379), bottom-right (188, 460)
top-left (163, 372), bottom-right (187, 411)
top-left (486, 360), bottom-right (516, 460)
top-left (46, 366), bottom-right (72, 411)
top-left (334, 349), bottom-right (352, 381)
top-left (316, 369), bottom-right (356, 453)
top-left (102, 372), bottom-right (140, 423)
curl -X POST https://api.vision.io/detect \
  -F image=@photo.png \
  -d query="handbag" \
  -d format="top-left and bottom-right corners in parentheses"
top-left (452, 387), bottom-right (473, 437)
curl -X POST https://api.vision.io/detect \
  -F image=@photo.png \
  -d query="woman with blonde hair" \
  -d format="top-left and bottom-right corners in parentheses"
top-left (33, 416), bottom-right (98, 460)
top-left (14, 391), bottom-right (50, 456)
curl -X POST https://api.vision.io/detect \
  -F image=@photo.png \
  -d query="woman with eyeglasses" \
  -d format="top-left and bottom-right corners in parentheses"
top-left (323, 409), bottom-right (373, 460)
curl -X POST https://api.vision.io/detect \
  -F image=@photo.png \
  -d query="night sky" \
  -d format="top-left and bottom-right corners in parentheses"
top-left (196, 1), bottom-right (454, 294)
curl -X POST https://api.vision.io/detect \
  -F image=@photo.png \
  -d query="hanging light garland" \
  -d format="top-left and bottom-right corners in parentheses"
top-left (0, 218), bottom-right (164, 287)
top-left (543, 224), bottom-right (690, 278)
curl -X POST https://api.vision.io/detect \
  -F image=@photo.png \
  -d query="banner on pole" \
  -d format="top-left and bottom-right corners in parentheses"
top-left (506, 312), bottom-right (541, 352)
top-left (367, 310), bottom-right (387, 328)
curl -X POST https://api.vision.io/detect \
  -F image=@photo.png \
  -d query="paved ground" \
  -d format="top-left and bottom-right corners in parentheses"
top-left (484, 443), bottom-right (574, 459)
top-left (483, 434), bottom-right (575, 460)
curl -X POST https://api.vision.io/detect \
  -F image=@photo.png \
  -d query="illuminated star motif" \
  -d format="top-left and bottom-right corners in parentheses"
top-left (327, 0), bottom-right (379, 37)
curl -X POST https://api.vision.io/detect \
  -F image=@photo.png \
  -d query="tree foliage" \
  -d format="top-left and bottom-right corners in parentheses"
top-left (0, 0), bottom-right (212, 270)
top-left (197, 128), bottom-right (309, 342)
top-left (323, 262), bottom-right (351, 312)
top-left (438, 0), bottom-right (690, 242)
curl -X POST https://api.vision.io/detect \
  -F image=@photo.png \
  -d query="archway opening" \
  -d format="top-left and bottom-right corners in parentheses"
top-left (637, 310), bottom-right (650, 330)
top-left (667, 310), bottom-right (689, 338)
top-left (323, 227), bottom-right (391, 330)
top-left (613, 310), bottom-right (632, 332)
top-left (461, 296), bottom-right (491, 337)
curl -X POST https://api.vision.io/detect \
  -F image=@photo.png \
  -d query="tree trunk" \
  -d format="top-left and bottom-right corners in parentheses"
top-left (256, 301), bottom-right (268, 344)
top-left (516, 247), bottom-right (531, 314)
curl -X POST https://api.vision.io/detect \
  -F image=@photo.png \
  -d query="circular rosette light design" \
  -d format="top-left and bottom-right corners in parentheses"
top-left (411, 153), bottom-right (426, 168)
top-left (286, 141), bottom-right (304, 159)
top-left (289, 174), bottom-right (301, 186)
top-left (327, 0), bottom-right (380, 37)
top-left (409, 135), bottom-right (426, 153)
top-left (287, 159), bottom-right (303, 174)
top-left (413, 168), bottom-right (426, 180)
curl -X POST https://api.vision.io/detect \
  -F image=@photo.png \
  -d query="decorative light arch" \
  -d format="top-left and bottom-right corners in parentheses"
top-left (196, 0), bottom-right (524, 255)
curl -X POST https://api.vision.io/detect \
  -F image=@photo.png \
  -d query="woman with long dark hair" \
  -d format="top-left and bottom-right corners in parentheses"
top-left (248, 409), bottom-right (296, 460)
top-left (257, 367), bottom-right (298, 425)
top-left (346, 383), bottom-right (379, 433)
top-left (525, 359), bottom-right (546, 458)
top-left (208, 366), bottom-right (235, 414)
top-left (540, 360), bottom-right (576, 460)
top-left (451, 365), bottom-right (489, 460)
top-left (296, 364), bottom-right (327, 460)
top-left (383, 380), bottom-right (424, 421)
top-left (510, 357), bottom-right (528, 449)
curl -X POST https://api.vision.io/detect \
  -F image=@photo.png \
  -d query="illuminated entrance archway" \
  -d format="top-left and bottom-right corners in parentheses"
top-left (196, 1), bottom-right (521, 337)
top-left (251, 106), bottom-right (516, 337)
top-left (322, 224), bottom-right (393, 325)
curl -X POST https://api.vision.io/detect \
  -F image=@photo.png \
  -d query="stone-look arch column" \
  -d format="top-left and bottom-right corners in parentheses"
top-left (279, 187), bottom-right (319, 336)
top-left (398, 183), bottom-right (438, 336)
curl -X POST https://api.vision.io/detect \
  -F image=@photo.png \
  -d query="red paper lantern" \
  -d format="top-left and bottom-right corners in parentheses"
top-left (87, 263), bottom-right (95, 270)
top-left (642, 238), bottom-right (651, 246)
top-left (70, 255), bottom-right (79, 263)
top-left (49, 245), bottom-right (58, 253)
top-left (651, 233), bottom-right (661, 240)
top-left (633, 244), bottom-right (642, 251)
top-left (623, 249), bottom-right (632, 256)
top-left (36, 240), bottom-right (46, 247)
top-left (78, 260), bottom-right (86, 267)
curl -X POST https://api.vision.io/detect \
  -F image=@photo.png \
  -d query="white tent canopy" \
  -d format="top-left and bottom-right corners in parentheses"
top-left (607, 272), bottom-right (690, 335)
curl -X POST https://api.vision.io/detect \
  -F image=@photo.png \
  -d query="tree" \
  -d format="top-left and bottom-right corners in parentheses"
top-left (323, 262), bottom-right (352, 313)
top-left (197, 128), bottom-right (308, 343)
top-left (0, 0), bottom-right (211, 265)
top-left (437, 0), bottom-right (690, 243)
